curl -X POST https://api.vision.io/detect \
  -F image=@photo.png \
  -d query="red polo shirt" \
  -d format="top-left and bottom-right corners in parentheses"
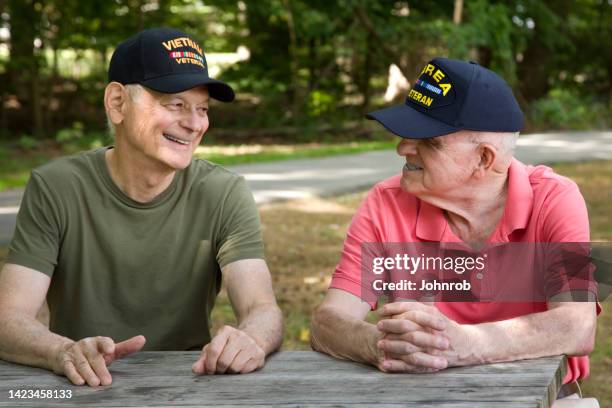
top-left (330, 158), bottom-right (598, 382)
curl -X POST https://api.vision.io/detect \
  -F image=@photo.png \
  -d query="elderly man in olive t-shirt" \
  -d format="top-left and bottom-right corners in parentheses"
top-left (0, 28), bottom-right (283, 387)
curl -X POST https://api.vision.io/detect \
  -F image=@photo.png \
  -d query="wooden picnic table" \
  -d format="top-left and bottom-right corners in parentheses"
top-left (0, 351), bottom-right (565, 407)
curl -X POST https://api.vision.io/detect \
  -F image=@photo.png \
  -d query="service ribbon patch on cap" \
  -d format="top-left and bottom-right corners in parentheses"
top-left (407, 63), bottom-right (455, 109)
top-left (162, 37), bottom-right (206, 69)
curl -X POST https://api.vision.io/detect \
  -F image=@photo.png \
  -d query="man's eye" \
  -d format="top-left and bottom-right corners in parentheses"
top-left (197, 107), bottom-right (208, 114)
top-left (166, 102), bottom-right (183, 109)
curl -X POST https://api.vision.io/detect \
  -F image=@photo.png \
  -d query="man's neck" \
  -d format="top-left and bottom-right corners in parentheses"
top-left (105, 146), bottom-right (176, 203)
top-left (421, 175), bottom-right (509, 245)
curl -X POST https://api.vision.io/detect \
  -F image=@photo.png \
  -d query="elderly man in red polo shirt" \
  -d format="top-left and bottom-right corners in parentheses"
top-left (311, 58), bottom-right (599, 406)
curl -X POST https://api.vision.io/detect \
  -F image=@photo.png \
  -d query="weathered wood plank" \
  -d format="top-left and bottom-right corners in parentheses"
top-left (0, 385), bottom-right (550, 407)
top-left (0, 351), bottom-right (564, 407)
top-left (0, 373), bottom-right (559, 389)
top-left (0, 351), bottom-right (563, 377)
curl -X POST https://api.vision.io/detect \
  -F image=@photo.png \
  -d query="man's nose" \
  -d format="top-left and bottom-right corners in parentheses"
top-left (396, 138), bottom-right (418, 155)
top-left (180, 110), bottom-right (205, 133)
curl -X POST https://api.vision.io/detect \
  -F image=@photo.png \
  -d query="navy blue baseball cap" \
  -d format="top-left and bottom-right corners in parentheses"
top-left (366, 58), bottom-right (523, 138)
top-left (109, 28), bottom-right (235, 102)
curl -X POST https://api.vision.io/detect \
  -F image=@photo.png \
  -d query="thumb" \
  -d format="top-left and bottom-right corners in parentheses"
top-left (113, 335), bottom-right (147, 360)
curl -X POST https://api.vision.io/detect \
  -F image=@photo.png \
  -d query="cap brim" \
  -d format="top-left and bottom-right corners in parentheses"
top-left (366, 104), bottom-right (460, 139)
top-left (141, 74), bottom-right (235, 102)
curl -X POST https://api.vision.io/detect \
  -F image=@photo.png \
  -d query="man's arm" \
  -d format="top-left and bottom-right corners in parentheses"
top-left (312, 290), bottom-right (450, 372)
top-left (310, 289), bottom-right (383, 368)
top-left (449, 302), bottom-right (596, 365)
top-left (377, 301), bottom-right (597, 369)
top-left (192, 259), bottom-right (283, 375)
top-left (0, 263), bottom-right (146, 386)
top-left (0, 263), bottom-right (63, 370)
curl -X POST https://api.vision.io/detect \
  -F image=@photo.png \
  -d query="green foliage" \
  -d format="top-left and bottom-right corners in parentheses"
top-left (447, 0), bottom-right (520, 83)
top-left (530, 89), bottom-right (611, 130)
top-left (55, 122), bottom-right (84, 144)
top-left (1, 0), bottom-right (610, 140)
top-left (18, 135), bottom-right (38, 150)
top-left (306, 91), bottom-right (336, 117)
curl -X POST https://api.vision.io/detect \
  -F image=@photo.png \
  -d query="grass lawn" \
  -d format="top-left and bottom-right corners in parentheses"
top-left (0, 160), bottom-right (609, 403)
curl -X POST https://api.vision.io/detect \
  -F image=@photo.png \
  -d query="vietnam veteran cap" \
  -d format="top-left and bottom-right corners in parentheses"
top-left (108, 27), bottom-right (235, 102)
top-left (366, 58), bottom-right (523, 138)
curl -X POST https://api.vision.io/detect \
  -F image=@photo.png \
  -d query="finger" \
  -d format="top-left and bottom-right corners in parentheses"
top-left (378, 318), bottom-right (422, 333)
top-left (113, 335), bottom-right (146, 360)
top-left (88, 353), bottom-right (113, 386)
top-left (402, 352), bottom-right (448, 370)
top-left (215, 339), bottom-right (241, 374)
top-left (73, 348), bottom-right (100, 387)
top-left (377, 339), bottom-right (421, 355)
top-left (381, 358), bottom-right (441, 373)
top-left (377, 318), bottom-right (423, 334)
top-left (383, 309), bottom-right (446, 332)
top-left (378, 320), bottom-right (449, 344)
top-left (379, 301), bottom-right (430, 317)
top-left (62, 361), bottom-right (85, 386)
top-left (96, 336), bottom-right (115, 355)
top-left (394, 310), bottom-right (446, 331)
top-left (205, 329), bottom-right (232, 375)
top-left (227, 349), bottom-right (251, 374)
top-left (410, 331), bottom-right (449, 350)
top-left (239, 357), bottom-right (255, 374)
top-left (382, 331), bottom-right (449, 350)
top-left (240, 357), bottom-right (263, 374)
top-left (192, 345), bottom-right (209, 375)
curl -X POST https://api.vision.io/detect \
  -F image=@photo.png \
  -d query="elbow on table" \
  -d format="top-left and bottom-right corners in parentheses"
top-left (310, 305), bottom-right (333, 352)
top-left (566, 317), bottom-right (596, 356)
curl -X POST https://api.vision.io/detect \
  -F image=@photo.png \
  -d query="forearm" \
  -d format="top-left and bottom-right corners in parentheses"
top-left (237, 303), bottom-right (283, 356)
top-left (310, 306), bottom-right (382, 367)
top-left (448, 306), bottom-right (596, 366)
top-left (0, 310), bottom-right (71, 370)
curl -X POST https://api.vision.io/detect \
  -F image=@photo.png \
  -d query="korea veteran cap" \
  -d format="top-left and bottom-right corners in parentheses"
top-left (366, 58), bottom-right (523, 138)
top-left (108, 27), bottom-right (235, 102)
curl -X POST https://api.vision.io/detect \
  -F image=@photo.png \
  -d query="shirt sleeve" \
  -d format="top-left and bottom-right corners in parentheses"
top-left (6, 172), bottom-right (64, 276)
top-left (215, 176), bottom-right (264, 268)
top-left (330, 186), bottom-right (385, 310)
top-left (540, 181), bottom-right (598, 299)
top-left (539, 180), bottom-right (600, 384)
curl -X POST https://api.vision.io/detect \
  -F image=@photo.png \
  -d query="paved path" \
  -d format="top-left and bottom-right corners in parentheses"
top-left (1, 130), bottom-right (611, 246)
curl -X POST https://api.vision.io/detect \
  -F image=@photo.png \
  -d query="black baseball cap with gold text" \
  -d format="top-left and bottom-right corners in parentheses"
top-left (108, 28), bottom-right (235, 102)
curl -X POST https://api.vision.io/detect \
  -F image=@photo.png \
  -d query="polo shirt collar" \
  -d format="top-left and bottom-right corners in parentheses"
top-left (499, 158), bottom-right (533, 237)
top-left (416, 200), bottom-right (449, 241)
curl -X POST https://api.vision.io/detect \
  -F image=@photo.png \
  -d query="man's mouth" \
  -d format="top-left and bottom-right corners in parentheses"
top-left (163, 133), bottom-right (191, 146)
top-left (404, 162), bottom-right (423, 171)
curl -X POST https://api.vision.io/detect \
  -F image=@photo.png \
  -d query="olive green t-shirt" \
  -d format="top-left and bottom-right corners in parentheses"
top-left (7, 147), bottom-right (264, 350)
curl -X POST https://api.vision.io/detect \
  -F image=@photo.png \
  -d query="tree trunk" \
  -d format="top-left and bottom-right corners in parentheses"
top-left (360, 33), bottom-right (373, 113)
top-left (453, 0), bottom-right (463, 25)
top-left (8, 0), bottom-right (43, 138)
top-left (282, 0), bottom-right (300, 120)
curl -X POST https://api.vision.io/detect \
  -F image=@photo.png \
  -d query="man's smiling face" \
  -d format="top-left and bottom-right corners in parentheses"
top-left (120, 85), bottom-right (210, 170)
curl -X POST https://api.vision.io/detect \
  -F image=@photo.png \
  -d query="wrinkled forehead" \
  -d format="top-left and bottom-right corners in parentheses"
top-left (139, 84), bottom-right (210, 103)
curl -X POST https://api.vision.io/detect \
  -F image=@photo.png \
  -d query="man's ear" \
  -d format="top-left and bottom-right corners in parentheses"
top-left (104, 82), bottom-right (127, 126)
top-left (473, 143), bottom-right (497, 178)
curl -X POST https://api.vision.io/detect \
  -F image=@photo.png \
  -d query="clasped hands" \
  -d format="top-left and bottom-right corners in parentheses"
top-left (52, 325), bottom-right (264, 387)
top-left (375, 302), bottom-right (469, 373)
